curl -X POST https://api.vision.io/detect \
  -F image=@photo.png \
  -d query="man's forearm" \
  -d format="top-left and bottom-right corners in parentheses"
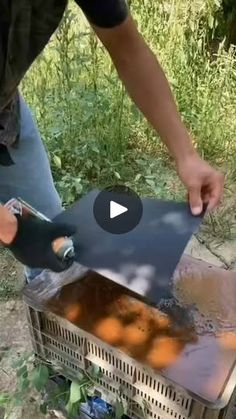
top-left (0, 206), bottom-right (17, 244)
top-left (94, 17), bottom-right (197, 163)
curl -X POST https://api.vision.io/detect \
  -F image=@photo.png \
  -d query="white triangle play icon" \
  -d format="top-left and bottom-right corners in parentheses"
top-left (110, 200), bottom-right (128, 219)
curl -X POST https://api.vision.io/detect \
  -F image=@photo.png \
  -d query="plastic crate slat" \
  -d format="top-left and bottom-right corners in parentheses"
top-left (25, 306), bottom-right (236, 419)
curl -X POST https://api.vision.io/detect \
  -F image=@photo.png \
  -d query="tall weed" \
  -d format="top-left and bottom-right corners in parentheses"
top-left (21, 0), bottom-right (236, 205)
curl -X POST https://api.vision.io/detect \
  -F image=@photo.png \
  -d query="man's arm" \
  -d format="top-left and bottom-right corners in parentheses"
top-left (92, 17), bottom-right (224, 214)
top-left (93, 16), bottom-right (193, 163)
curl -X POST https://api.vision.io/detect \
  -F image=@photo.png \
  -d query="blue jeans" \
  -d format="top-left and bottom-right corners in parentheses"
top-left (0, 96), bottom-right (63, 280)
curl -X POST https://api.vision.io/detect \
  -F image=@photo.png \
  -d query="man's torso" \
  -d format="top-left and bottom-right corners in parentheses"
top-left (0, 0), bottom-right (128, 152)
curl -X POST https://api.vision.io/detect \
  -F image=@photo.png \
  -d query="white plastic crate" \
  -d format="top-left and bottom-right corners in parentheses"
top-left (25, 305), bottom-right (236, 419)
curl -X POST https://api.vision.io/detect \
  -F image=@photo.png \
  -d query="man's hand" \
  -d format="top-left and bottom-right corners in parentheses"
top-left (2, 215), bottom-right (76, 272)
top-left (177, 154), bottom-right (224, 215)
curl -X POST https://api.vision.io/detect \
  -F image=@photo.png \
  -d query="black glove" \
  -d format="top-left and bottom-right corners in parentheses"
top-left (8, 216), bottom-right (76, 272)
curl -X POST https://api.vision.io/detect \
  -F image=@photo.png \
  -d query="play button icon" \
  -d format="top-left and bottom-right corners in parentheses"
top-left (93, 185), bottom-right (143, 234)
top-left (110, 201), bottom-right (128, 219)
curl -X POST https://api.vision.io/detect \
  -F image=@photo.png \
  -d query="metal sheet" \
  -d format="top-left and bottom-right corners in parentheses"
top-left (54, 189), bottom-right (204, 304)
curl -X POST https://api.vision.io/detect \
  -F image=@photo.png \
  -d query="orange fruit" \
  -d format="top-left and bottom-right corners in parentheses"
top-left (112, 297), bottom-right (146, 322)
top-left (218, 332), bottom-right (236, 350)
top-left (123, 323), bottom-right (149, 347)
top-left (146, 337), bottom-right (183, 369)
top-left (94, 317), bottom-right (123, 345)
top-left (64, 303), bottom-right (81, 323)
top-left (154, 314), bottom-right (171, 331)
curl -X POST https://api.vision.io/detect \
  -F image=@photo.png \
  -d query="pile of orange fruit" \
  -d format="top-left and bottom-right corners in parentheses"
top-left (48, 272), bottom-right (197, 370)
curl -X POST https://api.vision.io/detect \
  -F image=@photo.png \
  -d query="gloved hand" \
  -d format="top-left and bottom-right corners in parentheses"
top-left (7, 215), bottom-right (76, 272)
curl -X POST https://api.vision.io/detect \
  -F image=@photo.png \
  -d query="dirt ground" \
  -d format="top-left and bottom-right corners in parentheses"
top-left (0, 250), bottom-right (24, 299)
top-left (0, 251), bottom-right (64, 419)
top-left (0, 304), bottom-right (64, 419)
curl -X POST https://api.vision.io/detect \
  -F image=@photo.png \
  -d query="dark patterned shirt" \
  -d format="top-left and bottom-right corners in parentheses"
top-left (0, 0), bottom-right (128, 162)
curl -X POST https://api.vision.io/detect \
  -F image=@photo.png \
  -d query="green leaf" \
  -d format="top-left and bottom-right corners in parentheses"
top-left (65, 400), bottom-right (72, 413)
top-left (89, 364), bottom-right (100, 378)
top-left (134, 174), bottom-right (142, 182)
top-left (16, 365), bottom-right (27, 377)
top-left (31, 365), bottom-right (49, 392)
top-left (65, 399), bottom-right (80, 417)
top-left (39, 364), bottom-right (49, 380)
top-left (69, 381), bottom-right (81, 404)
top-left (12, 358), bottom-right (24, 369)
top-left (214, 0), bottom-right (220, 6)
top-left (146, 179), bottom-right (156, 188)
top-left (74, 178), bottom-right (83, 194)
top-left (145, 175), bottom-right (155, 179)
top-left (80, 386), bottom-right (88, 403)
top-left (142, 399), bottom-right (151, 415)
top-left (0, 393), bottom-right (9, 406)
top-left (115, 399), bottom-right (124, 419)
top-left (18, 376), bottom-right (30, 392)
top-left (53, 155), bottom-right (62, 169)
top-left (14, 395), bottom-right (23, 406)
top-left (76, 371), bottom-right (84, 381)
top-left (40, 403), bottom-right (47, 414)
top-left (91, 145), bottom-right (100, 154)
top-left (189, 20), bottom-right (195, 33)
top-left (208, 15), bottom-right (214, 29)
top-left (114, 171), bottom-right (121, 179)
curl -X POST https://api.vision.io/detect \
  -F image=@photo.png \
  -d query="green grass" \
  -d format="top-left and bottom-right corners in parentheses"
top-left (21, 0), bottom-right (236, 237)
